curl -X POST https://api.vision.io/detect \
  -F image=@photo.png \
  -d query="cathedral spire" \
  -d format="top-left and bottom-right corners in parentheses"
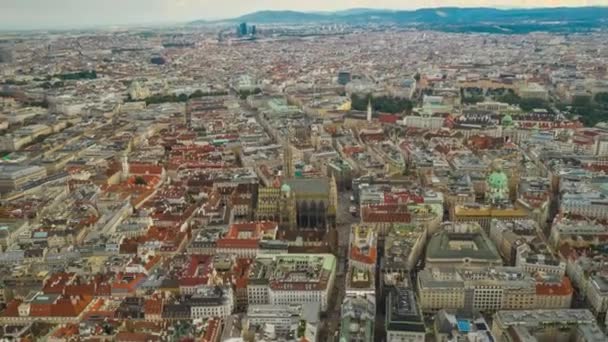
top-left (283, 142), bottom-right (293, 178)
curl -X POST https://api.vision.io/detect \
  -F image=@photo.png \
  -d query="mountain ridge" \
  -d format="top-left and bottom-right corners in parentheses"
top-left (189, 6), bottom-right (608, 33)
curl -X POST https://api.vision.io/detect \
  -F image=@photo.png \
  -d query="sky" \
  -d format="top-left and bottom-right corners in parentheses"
top-left (1, 0), bottom-right (606, 30)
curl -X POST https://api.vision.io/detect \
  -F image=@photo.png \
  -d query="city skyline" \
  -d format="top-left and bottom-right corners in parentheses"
top-left (1, 0), bottom-right (607, 30)
top-left (1, 0), bottom-right (608, 340)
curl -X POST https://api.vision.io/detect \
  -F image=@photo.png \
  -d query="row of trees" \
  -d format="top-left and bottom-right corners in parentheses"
top-left (135, 89), bottom-right (229, 105)
top-left (461, 95), bottom-right (485, 104)
top-left (351, 94), bottom-right (413, 114)
top-left (563, 92), bottom-right (608, 127)
top-left (40, 81), bottom-right (65, 89)
top-left (494, 92), bottom-right (552, 112)
top-left (238, 88), bottom-right (262, 99)
top-left (595, 92), bottom-right (608, 104)
top-left (56, 70), bottom-right (97, 80)
top-left (3, 71), bottom-right (96, 86)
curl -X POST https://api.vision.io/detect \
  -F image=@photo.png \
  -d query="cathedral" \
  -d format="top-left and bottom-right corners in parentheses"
top-left (255, 177), bottom-right (337, 231)
top-left (256, 139), bottom-right (338, 231)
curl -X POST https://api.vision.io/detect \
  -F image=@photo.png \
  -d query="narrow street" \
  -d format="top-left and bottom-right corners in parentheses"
top-left (321, 190), bottom-right (359, 342)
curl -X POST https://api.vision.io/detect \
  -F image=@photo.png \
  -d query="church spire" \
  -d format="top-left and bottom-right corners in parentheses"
top-left (283, 142), bottom-right (293, 178)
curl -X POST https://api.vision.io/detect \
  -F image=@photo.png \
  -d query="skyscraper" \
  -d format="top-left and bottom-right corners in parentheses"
top-left (238, 22), bottom-right (248, 37)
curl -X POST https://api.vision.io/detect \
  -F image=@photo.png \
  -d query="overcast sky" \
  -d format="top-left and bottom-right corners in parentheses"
top-left (1, 0), bottom-right (606, 30)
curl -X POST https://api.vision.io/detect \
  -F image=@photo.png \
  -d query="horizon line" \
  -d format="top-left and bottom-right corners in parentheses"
top-left (1, 4), bottom-right (607, 32)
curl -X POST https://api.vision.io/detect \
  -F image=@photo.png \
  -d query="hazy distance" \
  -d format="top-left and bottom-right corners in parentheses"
top-left (1, 0), bottom-right (607, 30)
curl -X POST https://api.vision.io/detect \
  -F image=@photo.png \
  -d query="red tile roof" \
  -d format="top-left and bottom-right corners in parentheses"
top-left (43, 272), bottom-right (75, 294)
top-left (233, 258), bottom-right (253, 289)
top-left (378, 114), bottom-right (399, 124)
top-left (1, 299), bottom-right (22, 317)
top-left (25, 295), bottom-right (93, 317)
top-left (51, 323), bottom-right (79, 339)
top-left (144, 298), bottom-right (163, 316)
top-left (536, 277), bottom-right (574, 296)
top-left (350, 246), bottom-right (377, 265)
top-left (116, 332), bottom-right (161, 342)
top-left (200, 318), bottom-right (221, 342)
top-left (128, 163), bottom-right (164, 176)
top-left (361, 205), bottom-right (412, 223)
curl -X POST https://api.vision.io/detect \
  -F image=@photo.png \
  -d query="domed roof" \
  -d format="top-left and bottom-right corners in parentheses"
top-left (281, 183), bottom-right (291, 193)
top-left (501, 114), bottom-right (513, 127)
top-left (488, 171), bottom-right (508, 188)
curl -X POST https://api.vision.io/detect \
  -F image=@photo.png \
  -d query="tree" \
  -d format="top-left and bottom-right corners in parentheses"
top-left (496, 92), bottom-right (521, 105)
top-left (462, 95), bottom-right (485, 104)
top-left (57, 70), bottom-right (97, 80)
top-left (518, 98), bottom-right (549, 111)
top-left (572, 95), bottom-right (591, 107)
top-left (238, 87), bottom-right (262, 100)
top-left (3, 79), bottom-right (28, 85)
top-left (350, 93), bottom-right (413, 114)
top-left (595, 92), bottom-right (608, 105)
top-left (189, 89), bottom-right (204, 99)
top-left (495, 93), bottom-right (550, 111)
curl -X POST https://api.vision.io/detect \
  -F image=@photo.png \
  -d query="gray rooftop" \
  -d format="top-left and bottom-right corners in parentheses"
top-left (285, 178), bottom-right (330, 195)
top-left (426, 230), bottom-right (501, 262)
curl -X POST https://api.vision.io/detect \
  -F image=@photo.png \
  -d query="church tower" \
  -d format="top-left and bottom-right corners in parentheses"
top-left (367, 97), bottom-right (372, 123)
top-left (328, 175), bottom-right (338, 229)
top-left (121, 153), bottom-right (129, 181)
top-left (279, 184), bottom-right (297, 230)
top-left (329, 175), bottom-right (338, 215)
top-left (283, 143), bottom-right (294, 178)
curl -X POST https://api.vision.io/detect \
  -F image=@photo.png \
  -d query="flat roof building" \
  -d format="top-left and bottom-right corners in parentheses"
top-left (418, 267), bottom-right (536, 313)
top-left (247, 253), bottom-right (336, 311)
top-left (492, 309), bottom-right (606, 342)
top-left (339, 294), bottom-right (375, 342)
top-left (386, 287), bottom-right (425, 342)
top-left (426, 223), bottom-right (502, 269)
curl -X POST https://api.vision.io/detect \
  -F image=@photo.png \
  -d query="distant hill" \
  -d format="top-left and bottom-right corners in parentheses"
top-left (189, 7), bottom-right (608, 33)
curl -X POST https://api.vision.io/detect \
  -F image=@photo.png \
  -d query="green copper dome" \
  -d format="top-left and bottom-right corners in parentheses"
top-left (501, 114), bottom-right (513, 127)
top-left (487, 159), bottom-right (509, 204)
top-left (281, 183), bottom-right (291, 193)
top-left (488, 171), bottom-right (508, 189)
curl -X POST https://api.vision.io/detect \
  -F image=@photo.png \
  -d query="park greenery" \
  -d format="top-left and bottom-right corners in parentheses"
top-left (491, 91), bottom-right (607, 127)
top-left (595, 92), bottom-right (608, 105)
top-left (134, 89), bottom-right (229, 105)
top-left (461, 95), bottom-right (485, 104)
top-left (55, 70), bottom-right (97, 80)
top-left (238, 87), bottom-right (262, 99)
top-left (351, 93), bottom-right (413, 114)
top-left (562, 92), bottom-right (608, 127)
top-left (458, 87), bottom-right (608, 127)
top-left (494, 92), bottom-right (551, 112)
